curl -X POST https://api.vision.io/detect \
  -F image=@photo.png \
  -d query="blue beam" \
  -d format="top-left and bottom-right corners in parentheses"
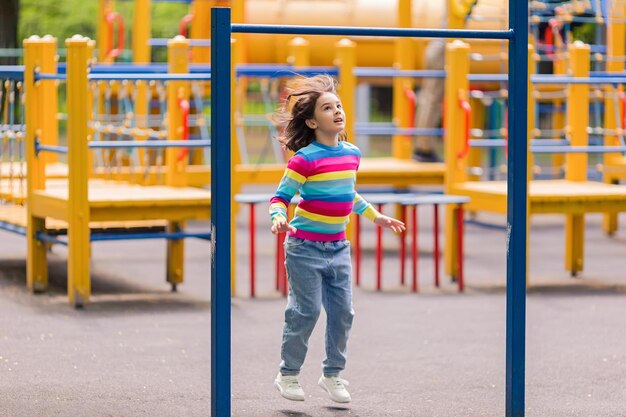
top-left (506, 0), bottom-right (527, 415)
top-left (211, 7), bottom-right (231, 417)
top-left (232, 24), bottom-right (513, 40)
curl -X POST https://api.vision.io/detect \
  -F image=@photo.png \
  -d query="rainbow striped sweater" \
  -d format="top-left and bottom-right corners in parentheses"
top-left (269, 140), bottom-right (380, 242)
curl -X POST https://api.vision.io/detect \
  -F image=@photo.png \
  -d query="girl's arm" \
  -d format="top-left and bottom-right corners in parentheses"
top-left (352, 192), bottom-right (406, 234)
top-left (269, 155), bottom-right (309, 234)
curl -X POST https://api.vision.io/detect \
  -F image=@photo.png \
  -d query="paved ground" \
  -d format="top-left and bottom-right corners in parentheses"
top-left (1, 202), bottom-right (626, 416)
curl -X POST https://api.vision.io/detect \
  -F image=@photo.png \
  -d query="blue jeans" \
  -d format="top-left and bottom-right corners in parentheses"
top-left (280, 236), bottom-right (355, 377)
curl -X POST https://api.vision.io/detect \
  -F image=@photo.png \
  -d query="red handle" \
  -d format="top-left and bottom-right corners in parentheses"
top-left (456, 98), bottom-right (471, 159)
top-left (105, 12), bottom-right (125, 60)
top-left (179, 14), bottom-right (194, 37)
top-left (177, 98), bottom-right (190, 162)
top-left (404, 88), bottom-right (416, 128)
top-left (618, 91), bottom-right (626, 131)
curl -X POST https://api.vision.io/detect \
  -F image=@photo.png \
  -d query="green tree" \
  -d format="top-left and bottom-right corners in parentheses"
top-left (0, 0), bottom-right (19, 64)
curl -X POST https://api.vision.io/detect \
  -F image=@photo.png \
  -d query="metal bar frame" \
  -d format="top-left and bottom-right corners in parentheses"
top-left (212, 3), bottom-right (528, 415)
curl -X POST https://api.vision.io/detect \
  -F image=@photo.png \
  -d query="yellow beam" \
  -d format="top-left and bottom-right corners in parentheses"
top-left (392, 0), bottom-right (414, 160)
top-left (24, 36), bottom-right (52, 292)
top-left (66, 35), bottom-right (92, 307)
top-left (444, 40), bottom-right (469, 279)
top-left (564, 42), bottom-right (589, 276)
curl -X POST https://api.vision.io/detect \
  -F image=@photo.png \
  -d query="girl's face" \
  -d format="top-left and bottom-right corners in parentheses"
top-left (306, 92), bottom-right (346, 137)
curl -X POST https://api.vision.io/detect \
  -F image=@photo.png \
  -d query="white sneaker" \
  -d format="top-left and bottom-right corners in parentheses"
top-left (318, 375), bottom-right (351, 403)
top-left (274, 373), bottom-right (305, 401)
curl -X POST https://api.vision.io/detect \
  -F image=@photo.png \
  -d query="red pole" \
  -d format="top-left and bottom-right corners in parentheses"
top-left (411, 205), bottom-right (419, 293)
top-left (457, 205), bottom-right (465, 292)
top-left (275, 233), bottom-right (280, 291)
top-left (278, 233), bottom-right (287, 296)
top-left (434, 204), bottom-right (440, 287)
top-left (400, 205), bottom-right (406, 285)
top-left (355, 214), bottom-right (361, 286)
top-left (250, 203), bottom-right (256, 298)
top-left (376, 203), bottom-right (383, 291)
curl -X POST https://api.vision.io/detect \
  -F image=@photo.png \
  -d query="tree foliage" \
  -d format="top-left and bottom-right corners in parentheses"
top-left (18, 0), bottom-right (189, 60)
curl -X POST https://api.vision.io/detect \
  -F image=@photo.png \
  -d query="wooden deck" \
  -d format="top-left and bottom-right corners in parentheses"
top-left (0, 204), bottom-right (167, 233)
top-left (453, 180), bottom-right (626, 214)
top-left (30, 180), bottom-right (211, 222)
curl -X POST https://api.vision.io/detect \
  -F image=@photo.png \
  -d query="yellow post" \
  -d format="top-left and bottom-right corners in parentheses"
top-left (335, 39), bottom-right (356, 145)
top-left (165, 36), bottom-right (190, 289)
top-left (392, 0), bottom-right (415, 160)
top-left (231, 39), bottom-right (238, 296)
top-left (564, 41), bottom-right (590, 276)
top-left (602, 2), bottom-right (626, 234)
top-left (166, 36), bottom-right (190, 187)
top-left (467, 97), bottom-right (483, 181)
top-left (335, 38), bottom-right (358, 243)
top-left (66, 35), bottom-right (92, 307)
top-left (97, 0), bottom-right (115, 63)
top-left (133, 0), bottom-right (152, 172)
top-left (133, 0), bottom-right (151, 63)
top-left (443, 40), bottom-right (470, 278)
top-left (40, 40), bottom-right (59, 165)
top-left (231, 0), bottom-right (246, 66)
top-left (550, 48), bottom-right (567, 174)
top-left (24, 36), bottom-right (51, 292)
top-left (526, 44), bottom-right (535, 285)
top-left (288, 37), bottom-right (310, 68)
top-left (190, 0), bottom-right (212, 64)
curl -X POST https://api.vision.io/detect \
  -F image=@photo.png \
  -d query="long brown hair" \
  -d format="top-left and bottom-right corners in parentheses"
top-left (275, 75), bottom-right (347, 152)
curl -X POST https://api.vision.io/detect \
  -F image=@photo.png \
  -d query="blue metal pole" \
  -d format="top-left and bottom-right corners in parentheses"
top-left (231, 24), bottom-right (513, 40)
top-left (506, 0), bottom-right (527, 415)
top-left (211, 7), bottom-right (231, 417)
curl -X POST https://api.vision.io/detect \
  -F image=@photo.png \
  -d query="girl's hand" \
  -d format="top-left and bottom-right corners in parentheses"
top-left (374, 215), bottom-right (406, 234)
top-left (271, 216), bottom-right (297, 235)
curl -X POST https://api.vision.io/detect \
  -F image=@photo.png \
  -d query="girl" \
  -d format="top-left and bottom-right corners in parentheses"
top-left (269, 75), bottom-right (405, 403)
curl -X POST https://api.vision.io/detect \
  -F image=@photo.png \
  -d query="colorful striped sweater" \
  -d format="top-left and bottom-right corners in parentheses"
top-left (269, 140), bottom-right (380, 242)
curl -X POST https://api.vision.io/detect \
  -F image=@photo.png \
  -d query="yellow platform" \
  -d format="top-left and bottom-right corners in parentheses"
top-left (30, 180), bottom-right (211, 223)
top-left (0, 204), bottom-right (167, 233)
top-left (453, 180), bottom-right (626, 215)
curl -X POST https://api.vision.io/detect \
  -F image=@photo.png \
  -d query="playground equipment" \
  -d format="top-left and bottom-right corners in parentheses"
top-left (210, 3), bottom-right (529, 415)
top-left (444, 40), bottom-right (626, 279)
top-left (21, 35), bottom-right (212, 307)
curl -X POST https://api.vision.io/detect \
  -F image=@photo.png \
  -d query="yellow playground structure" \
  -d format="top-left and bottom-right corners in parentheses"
top-left (443, 0), bottom-right (626, 279)
top-left (1, 0), bottom-right (625, 306)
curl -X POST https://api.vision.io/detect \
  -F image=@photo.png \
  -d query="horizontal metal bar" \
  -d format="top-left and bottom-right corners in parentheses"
top-left (531, 146), bottom-right (626, 154)
top-left (354, 126), bottom-right (444, 136)
top-left (57, 63), bottom-right (212, 74)
top-left (468, 73), bottom-right (509, 82)
top-left (236, 64), bottom-right (338, 78)
top-left (470, 139), bottom-right (571, 148)
top-left (231, 24), bottom-right (514, 40)
top-left (36, 144), bottom-right (68, 154)
top-left (35, 73), bottom-right (66, 81)
top-left (353, 68), bottom-right (446, 78)
top-left (0, 221), bottom-right (27, 236)
top-left (532, 76), bottom-right (626, 85)
top-left (0, 65), bottom-right (24, 80)
top-left (88, 140), bottom-right (211, 149)
top-left (90, 231), bottom-right (211, 241)
top-left (88, 73), bottom-right (211, 81)
top-left (149, 38), bottom-right (211, 47)
top-left (36, 232), bottom-right (67, 246)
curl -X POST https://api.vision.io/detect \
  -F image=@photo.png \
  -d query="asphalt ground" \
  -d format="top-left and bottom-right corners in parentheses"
top-left (1, 204), bottom-right (626, 417)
